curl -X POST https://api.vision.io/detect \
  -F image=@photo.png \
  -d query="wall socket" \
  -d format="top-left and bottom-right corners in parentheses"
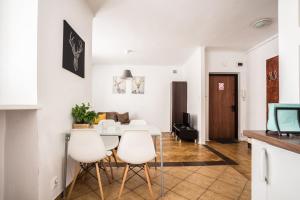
top-left (50, 176), bottom-right (59, 190)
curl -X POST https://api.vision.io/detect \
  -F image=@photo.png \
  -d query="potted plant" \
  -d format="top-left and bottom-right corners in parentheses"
top-left (71, 103), bottom-right (97, 129)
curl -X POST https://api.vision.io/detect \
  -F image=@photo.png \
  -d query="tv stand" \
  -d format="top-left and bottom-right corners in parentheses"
top-left (173, 123), bottom-right (198, 143)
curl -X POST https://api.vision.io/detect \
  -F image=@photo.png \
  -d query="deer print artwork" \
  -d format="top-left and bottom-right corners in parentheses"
top-left (113, 76), bottom-right (126, 94)
top-left (132, 76), bottom-right (145, 94)
top-left (62, 20), bottom-right (85, 78)
top-left (69, 32), bottom-right (83, 72)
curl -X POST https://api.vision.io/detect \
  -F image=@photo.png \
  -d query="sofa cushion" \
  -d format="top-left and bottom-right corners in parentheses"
top-left (105, 112), bottom-right (118, 121)
top-left (117, 112), bottom-right (130, 124)
top-left (94, 113), bottom-right (106, 124)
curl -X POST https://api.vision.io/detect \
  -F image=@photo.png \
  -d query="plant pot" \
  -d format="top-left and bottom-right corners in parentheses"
top-left (72, 123), bottom-right (91, 129)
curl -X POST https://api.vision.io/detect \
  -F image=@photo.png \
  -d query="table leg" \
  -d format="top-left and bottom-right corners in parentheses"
top-left (154, 136), bottom-right (157, 170)
top-left (63, 135), bottom-right (70, 199)
top-left (160, 133), bottom-right (164, 197)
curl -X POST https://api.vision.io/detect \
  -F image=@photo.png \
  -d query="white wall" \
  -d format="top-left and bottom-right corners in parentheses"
top-left (0, 111), bottom-right (5, 200)
top-left (246, 36), bottom-right (278, 130)
top-left (37, 0), bottom-right (93, 199)
top-left (0, 0), bottom-right (38, 105)
top-left (205, 48), bottom-right (247, 140)
top-left (4, 111), bottom-right (38, 200)
top-left (278, 0), bottom-right (300, 102)
top-left (92, 65), bottom-right (184, 131)
top-left (183, 47), bottom-right (206, 143)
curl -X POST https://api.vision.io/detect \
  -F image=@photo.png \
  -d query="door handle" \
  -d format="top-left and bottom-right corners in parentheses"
top-left (231, 105), bottom-right (236, 112)
top-left (261, 148), bottom-right (269, 184)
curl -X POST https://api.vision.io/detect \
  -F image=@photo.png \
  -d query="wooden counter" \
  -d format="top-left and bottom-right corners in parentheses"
top-left (244, 130), bottom-right (300, 154)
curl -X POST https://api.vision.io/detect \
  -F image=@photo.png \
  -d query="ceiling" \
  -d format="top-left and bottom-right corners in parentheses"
top-left (89, 0), bottom-right (278, 66)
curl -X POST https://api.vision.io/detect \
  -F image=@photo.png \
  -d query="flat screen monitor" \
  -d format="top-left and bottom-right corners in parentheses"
top-left (183, 112), bottom-right (190, 127)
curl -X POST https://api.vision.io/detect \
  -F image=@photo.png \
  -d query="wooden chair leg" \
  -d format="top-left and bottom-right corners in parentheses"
top-left (67, 164), bottom-right (81, 200)
top-left (101, 160), bottom-right (112, 184)
top-left (154, 138), bottom-right (157, 170)
top-left (144, 164), bottom-right (154, 198)
top-left (95, 162), bottom-right (104, 200)
top-left (112, 150), bottom-right (119, 168)
top-left (146, 164), bottom-right (152, 185)
top-left (121, 164), bottom-right (127, 180)
top-left (118, 164), bottom-right (129, 199)
top-left (108, 156), bottom-right (114, 179)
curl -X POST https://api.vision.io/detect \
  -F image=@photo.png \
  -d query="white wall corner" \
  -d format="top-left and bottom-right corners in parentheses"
top-left (181, 46), bottom-right (206, 144)
top-left (246, 34), bottom-right (278, 130)
top-left (200, 46), bottom-right (207, 144)
top-left (85, 0), bottom-right (105, 16)
top-left (278, 0), bottom-right (300, 102)
top-left (37, 0), bottom-right (93, 199)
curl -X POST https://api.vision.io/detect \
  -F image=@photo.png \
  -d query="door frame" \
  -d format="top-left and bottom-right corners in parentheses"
top-left (208, 73), bottom-right (239, 141)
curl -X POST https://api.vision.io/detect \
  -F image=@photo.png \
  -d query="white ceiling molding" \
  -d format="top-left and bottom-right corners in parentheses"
top-left (247, 34), bottom-right (278, 54)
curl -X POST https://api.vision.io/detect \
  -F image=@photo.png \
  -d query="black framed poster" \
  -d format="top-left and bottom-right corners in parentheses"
top-left (62, 20), bottom-right (85, 78)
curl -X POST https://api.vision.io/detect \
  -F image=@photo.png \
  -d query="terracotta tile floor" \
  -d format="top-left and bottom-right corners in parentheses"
top-left (61, 133), bottom-right (251, 200)
top-left (206, 141), bottom-right (251, 179)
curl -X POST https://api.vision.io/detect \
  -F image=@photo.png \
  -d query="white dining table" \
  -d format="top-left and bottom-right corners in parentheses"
top-left (63, 124), bottom-right (164, 198)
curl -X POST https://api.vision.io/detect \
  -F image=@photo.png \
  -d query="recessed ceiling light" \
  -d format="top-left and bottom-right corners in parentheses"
top-left (125, 49), bottom-right (134, 54)
top-left (252, 18), bottom-right (273, 29)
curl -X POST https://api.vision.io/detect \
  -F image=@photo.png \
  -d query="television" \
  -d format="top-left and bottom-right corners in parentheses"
top-left (183, 112), bottom-right (190, 127)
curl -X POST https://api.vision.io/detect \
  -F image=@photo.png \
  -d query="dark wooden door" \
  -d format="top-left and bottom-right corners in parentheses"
top-left (266, 56), bottom-right (279, 118)
top-left (209, 74), bottom-right (238, 141)
top-left (171, 82), bottom-right (187, 125)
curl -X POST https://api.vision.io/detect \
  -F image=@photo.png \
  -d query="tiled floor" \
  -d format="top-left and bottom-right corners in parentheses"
top-left (206, 141), bottom-right (251, 179)
top-left (155, 134), bottom-right (222, 162)
top-left (60, 133), bottom-right (251, 200)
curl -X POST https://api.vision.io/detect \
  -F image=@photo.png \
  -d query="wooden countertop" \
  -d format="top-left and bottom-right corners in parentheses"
top-left (244, 130), bottom-right (300, 154)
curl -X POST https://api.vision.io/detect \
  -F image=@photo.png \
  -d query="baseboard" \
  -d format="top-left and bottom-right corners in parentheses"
top-left (55, 183), bottom-right (71, 200)
top-left (239, 136), bottom-right (249, 142)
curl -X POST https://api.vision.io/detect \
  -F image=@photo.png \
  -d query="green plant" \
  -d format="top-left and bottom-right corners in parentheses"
top-left (71, 103), bottom-right (97, 125)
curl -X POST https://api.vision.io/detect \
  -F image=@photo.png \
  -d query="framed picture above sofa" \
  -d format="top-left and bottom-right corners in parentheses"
top-left (113, 76), bottom-right (126, 94)
top-left (132, 76), bottom-right (145, 94)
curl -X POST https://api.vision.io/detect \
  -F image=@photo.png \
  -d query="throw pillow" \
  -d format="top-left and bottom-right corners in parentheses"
top-left (94, 113), bottom-right (106, 124)
top-left (106, 112), bottom-right (118, 121)
top-left (117, 112), bottom-right (130, 124)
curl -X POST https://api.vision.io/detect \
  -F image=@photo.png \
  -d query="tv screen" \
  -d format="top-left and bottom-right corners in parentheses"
top-left (183, 112), bottom-right (190, 126)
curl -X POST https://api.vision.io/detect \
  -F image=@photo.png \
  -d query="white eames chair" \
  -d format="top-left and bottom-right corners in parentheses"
top-left (67, 129), bottom-right (108, 200)
top-left (129, 119), bottom-right (147, 126)
top-left (129, 119), bottom-right (159, 169)
top-left (98, 120), bottom-right (119, 152)
top-left (98, 120), bottom-right (120, 178)
top-left (117, 131), bottom-right (156, 199)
